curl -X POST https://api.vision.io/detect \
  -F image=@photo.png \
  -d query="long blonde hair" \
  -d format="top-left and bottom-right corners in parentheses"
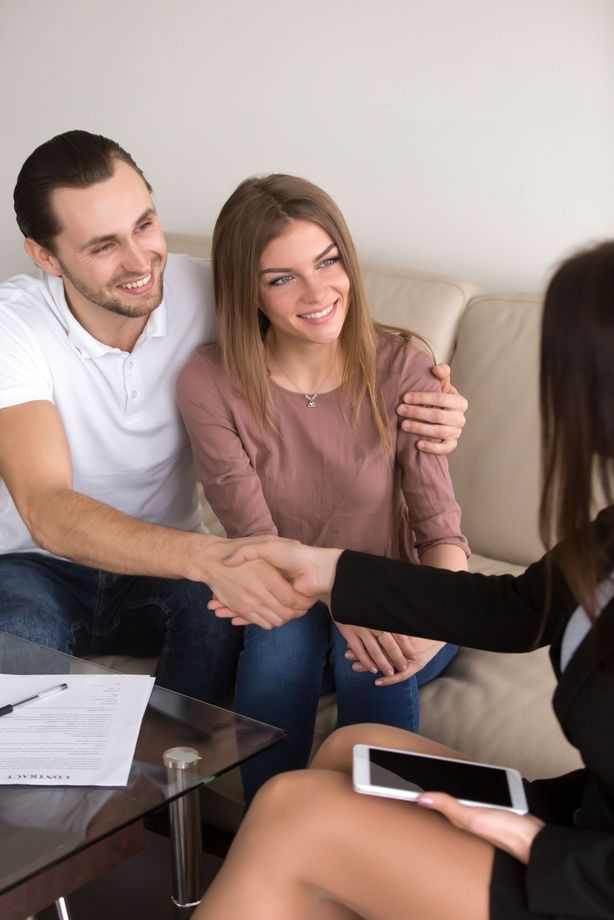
top-left (212, 174), bottom-right (429, 448)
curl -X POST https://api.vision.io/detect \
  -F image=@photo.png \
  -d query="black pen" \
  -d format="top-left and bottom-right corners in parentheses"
top-left (0, 682), bottom-right (68, 717)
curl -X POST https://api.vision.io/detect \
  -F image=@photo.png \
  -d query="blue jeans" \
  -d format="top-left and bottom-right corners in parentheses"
top-left (234, 601), bottom-right (457, 802)
top-left (0, 553), bottom-right (242, 704)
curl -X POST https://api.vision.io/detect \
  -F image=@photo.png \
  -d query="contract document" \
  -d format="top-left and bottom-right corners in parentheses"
top-left (0, 674), bottom-right (155, 786)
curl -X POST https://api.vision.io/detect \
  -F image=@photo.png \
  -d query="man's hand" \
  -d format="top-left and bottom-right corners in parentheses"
top-left (345, 634), bottom-right (447, 686)
top-left (397, 364), bottom-right (468, 455)
top-left (417, 792), bottom-right (544, 864)
top-left (203, 537), bottom-right (314, 629)
top-left (207, 539), bottom-right (342, 627)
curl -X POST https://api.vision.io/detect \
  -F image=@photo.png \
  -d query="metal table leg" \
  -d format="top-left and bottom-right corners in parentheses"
top-left (23, 895), bottom-right (73, 920)
top-left (164, 747), bottom-right (204, 916)
top-left (54, 897), bottom-right (73, 919)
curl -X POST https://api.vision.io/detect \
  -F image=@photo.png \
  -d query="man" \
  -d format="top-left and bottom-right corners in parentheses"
top-left (0, 130), bottom-right (466, 701)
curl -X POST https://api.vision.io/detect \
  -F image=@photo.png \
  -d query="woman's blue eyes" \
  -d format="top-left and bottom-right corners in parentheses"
top-left (269, 256), bottom-right (339, 286)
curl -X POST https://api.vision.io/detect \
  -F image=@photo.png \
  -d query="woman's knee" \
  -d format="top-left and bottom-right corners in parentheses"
top-left (247, 769), bottom-right (334, 833)
top-left (312, 724), bottom-right (389, 770)
top-left (312, 724), bottom-right (429, 771)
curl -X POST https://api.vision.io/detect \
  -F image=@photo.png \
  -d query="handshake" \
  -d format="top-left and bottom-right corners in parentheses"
top-left (206, 536), bottom-right (343, 629)
top-left (205, 536), bottom-right (446, 686)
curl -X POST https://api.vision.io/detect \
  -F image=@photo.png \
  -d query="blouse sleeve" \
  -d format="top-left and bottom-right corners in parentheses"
top-left (394, 342), bottom-right (469, 558)
top-left (176, 348), bottom-right (278, 539)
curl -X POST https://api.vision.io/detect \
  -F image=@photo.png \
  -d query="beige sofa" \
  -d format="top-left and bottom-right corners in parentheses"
top-left (93, 233), bottom-right (584, 828)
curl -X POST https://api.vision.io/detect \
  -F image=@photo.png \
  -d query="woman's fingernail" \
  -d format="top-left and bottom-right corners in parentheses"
top-left (418, 796), bottom-right (434, 807)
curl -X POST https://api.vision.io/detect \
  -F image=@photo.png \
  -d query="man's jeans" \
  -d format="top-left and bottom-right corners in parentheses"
top-left (234, 601), bottom-right (457, 802)
top-left (0, 553), bottom-right (242, 704)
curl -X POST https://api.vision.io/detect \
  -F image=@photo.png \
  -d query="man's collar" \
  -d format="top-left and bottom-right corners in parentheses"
top-left (47, 274), bottom-right (168, 357)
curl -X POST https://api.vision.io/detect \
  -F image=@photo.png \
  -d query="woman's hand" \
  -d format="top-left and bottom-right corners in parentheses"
top-left (346, 635), bottom-right (447, 686)
top-left (397, 364), bottom-right (468, 454)
top-left (203, 536), bottom-right (312, 629)
top-left (209, 539), bottom-right (342, 626)
top-left (336, 624), bottom-right (414, 679)
top-left (417, 793), bottom-right (545, 864)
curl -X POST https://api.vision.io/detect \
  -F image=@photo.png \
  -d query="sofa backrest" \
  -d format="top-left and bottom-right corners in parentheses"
top-left (448, 294), bottom-right (544, 565)
top-left (360, 262), bottom-right (480, 363)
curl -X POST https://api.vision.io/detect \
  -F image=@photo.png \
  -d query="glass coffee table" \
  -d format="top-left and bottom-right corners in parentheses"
top-left (0, 632), bottom-right (284, 919)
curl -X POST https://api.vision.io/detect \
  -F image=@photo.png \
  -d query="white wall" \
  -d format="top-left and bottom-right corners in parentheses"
top-left (1, 0), bottom-right (613, 290)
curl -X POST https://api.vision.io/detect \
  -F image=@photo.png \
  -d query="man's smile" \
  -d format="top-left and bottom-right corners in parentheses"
top-left (117, 272), bottom-right (154, 293)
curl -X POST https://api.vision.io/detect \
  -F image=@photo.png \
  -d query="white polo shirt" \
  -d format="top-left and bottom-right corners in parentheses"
top-left (0, 253), bottom-right (216, 555)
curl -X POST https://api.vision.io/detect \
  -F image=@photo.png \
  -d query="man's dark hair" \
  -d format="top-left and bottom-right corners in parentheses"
top-left (13, 130), bottom-right (153, 251)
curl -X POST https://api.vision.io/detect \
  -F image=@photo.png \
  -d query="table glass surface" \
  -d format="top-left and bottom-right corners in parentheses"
top-left (0, 631), bottom-right (284, 896)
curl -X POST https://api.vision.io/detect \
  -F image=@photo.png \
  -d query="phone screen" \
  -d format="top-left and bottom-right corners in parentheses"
top-left (369, 749), bottom-right (513, 807)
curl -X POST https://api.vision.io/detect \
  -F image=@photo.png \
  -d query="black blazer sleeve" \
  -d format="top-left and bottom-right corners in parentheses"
top-left (330, 549), bottom-right (573, 652)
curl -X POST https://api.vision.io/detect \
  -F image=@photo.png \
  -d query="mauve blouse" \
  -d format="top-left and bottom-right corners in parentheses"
top-left (176, 332), bottom-right (469, 563)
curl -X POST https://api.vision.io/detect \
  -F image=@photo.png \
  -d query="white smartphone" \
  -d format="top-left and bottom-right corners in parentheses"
top-left (353, 744), bottom-right (528, 814)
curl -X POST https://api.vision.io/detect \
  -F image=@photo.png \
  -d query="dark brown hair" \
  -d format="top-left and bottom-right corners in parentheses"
top-left (539, 240), bottom-right (614, 617)
top-left (13, 130), bottom-right (152, 252)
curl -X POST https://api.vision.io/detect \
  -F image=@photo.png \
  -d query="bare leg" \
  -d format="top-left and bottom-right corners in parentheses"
top-left (310, 901), bottom-right (362, 920)
top-left (311, 723), bottom-right (469, 774)
top-left (305, 725), bottom-right (475, 920)
top-left (193, 766), bottom-right (494, 920)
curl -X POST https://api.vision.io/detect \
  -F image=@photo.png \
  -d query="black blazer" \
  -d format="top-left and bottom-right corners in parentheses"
top-left (331, 509), bottom-right (614, 918)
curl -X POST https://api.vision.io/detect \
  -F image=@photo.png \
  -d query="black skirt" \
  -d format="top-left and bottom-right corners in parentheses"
top-left (489, 771), bottom-right (587, 920)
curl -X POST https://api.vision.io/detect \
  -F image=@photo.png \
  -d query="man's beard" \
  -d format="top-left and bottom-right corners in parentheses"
top-left (59, 256), bottom-right (165, 318)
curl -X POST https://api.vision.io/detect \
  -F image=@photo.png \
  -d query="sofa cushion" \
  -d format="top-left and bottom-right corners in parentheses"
top-left (448, 294), bottom-right (544, 565)
top-left (165, 231), bottom-right (212, 260)
top-left (360, 262), bottom-right (481, 363)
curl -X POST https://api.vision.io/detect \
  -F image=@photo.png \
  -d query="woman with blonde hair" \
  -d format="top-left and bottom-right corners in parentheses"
top-left (177, 174), bottom-right (469, 801)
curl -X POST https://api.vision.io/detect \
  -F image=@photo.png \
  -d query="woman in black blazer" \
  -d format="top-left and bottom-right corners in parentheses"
top-left (195, 243), bottom-right (614, 920)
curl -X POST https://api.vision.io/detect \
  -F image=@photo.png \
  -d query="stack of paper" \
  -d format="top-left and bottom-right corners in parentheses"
top-left (0, 674), bottom-right (154, 786)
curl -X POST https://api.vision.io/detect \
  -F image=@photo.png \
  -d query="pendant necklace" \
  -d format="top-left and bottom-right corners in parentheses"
top-left (268, 349), bottom-right (338, 408)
